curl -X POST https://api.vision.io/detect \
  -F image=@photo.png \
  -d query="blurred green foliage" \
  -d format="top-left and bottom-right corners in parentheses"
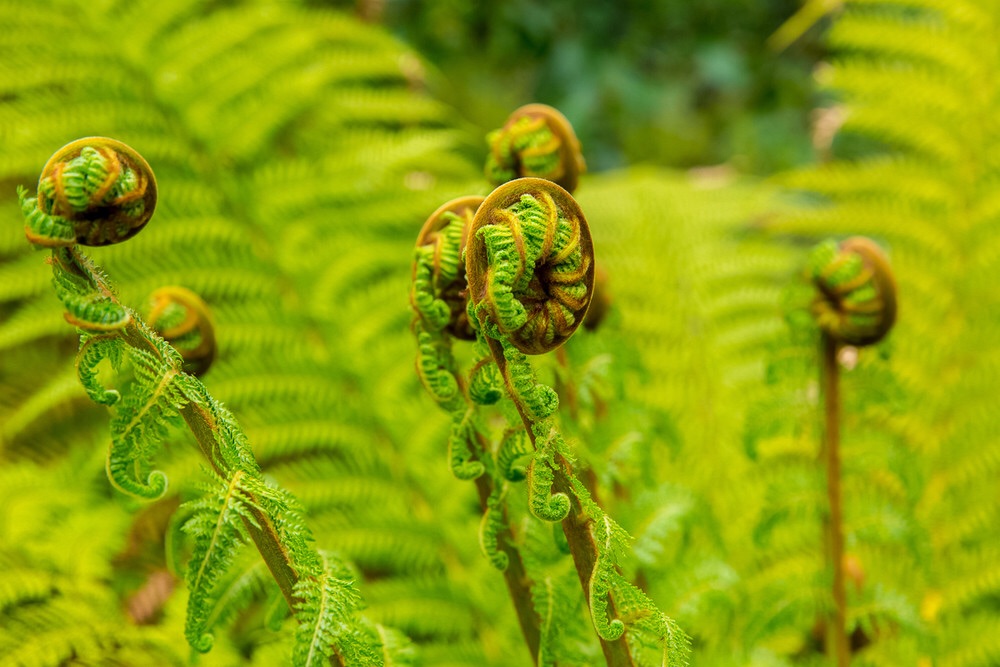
top-left (365, 0), bottom-right (823, 172)
top-left (3, 0), bottom-right (1000, 665)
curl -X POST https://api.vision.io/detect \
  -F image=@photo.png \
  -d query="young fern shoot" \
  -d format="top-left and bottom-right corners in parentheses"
top-left (18, 137), bottom-right (399, 667)
top-left (468, 178), bottom-right (688, 667)
top-left (809, 237), bottom-right (897, 667)
top-left (411, 195), bottom-right (543, 660)
top-left (485, 103), bottom-right (587, 193)
top-left (414, 105), bottom-right (688, 665)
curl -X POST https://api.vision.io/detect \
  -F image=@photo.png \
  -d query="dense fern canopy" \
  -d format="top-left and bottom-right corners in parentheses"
top-left (1, 1), bottom-right (998, 666)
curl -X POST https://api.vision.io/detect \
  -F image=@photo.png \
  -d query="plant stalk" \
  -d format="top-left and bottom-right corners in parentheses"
top-left (471, 470), bottom-right (542, 662)
top-left (67, 247), bottom-right (348, 667)
top-left (822, 333), bottom-right (849, 667)
top-left (486, 335), bottom-right (635, 667)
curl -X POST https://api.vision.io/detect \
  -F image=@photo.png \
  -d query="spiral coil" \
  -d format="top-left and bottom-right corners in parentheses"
top-left (810, 236), bottom-right (897, 346)
top-left (466, 178), bottom-right (594, 355)
top-left (23, 137), bottom-right (156, 247)
top-left (147, 286), bottom-right (217, 376)
top-left (485, 104), bottom-right (586, 193)
top-left (411, 196), bottom-right (485, 341)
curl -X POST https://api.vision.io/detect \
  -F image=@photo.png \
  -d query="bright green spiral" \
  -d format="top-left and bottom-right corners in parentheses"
top-left (485, 104), bottom-right (586, 193)
top-left (809, 236), bottom-right (897, 346)
top-left (21, 137), bottom-right (157, 248)
top-left (466, 178), bottom-right (595, 355)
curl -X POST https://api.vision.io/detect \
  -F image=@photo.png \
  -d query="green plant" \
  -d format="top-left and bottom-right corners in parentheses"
top-left (412, 102), bottom-right (689, 664)
top-left (809, 236), bottom-right (897, 666)
top-left (1, 3), bottom-right (517, 664)
top-left (768, 2), bottom-right (1000, 664)
top-left (5, 2), bottom-right (1000, 667)
top-left (146, 286), bottom-right (217, 377)
top-left (18, 137), bottom-right (406, 665)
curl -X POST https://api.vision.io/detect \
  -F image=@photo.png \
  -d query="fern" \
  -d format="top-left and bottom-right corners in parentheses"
top-left (766, 1), bottom-right (1000, 665)
top-left (5, 1), bottom-right (997, 666)
top-left (1, 2), bottom-right (528, 664)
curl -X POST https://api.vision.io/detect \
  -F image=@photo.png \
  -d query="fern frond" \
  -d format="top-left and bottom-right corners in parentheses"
top-left (293, 552), bottom-right (380, 667)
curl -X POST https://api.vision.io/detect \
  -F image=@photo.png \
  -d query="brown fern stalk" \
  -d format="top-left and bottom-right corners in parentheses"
top-left (809, 236), bottom-right (897, 667)
top-left (485, 332), bottom-right (634, 667)
top-left (821, 332), bottom-right (849, 667)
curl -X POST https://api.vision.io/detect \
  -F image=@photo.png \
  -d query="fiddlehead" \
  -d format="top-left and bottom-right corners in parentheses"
top-left (467, 175), bottom-right (688, 666)
top-left (22, 137), bottom-right (156, 248)
top-left (147, 286), bottom-right (217, 377)
top-left (808, 237), bottom-right (896, 667)
top-left (19, 138), bottom-right (381, 666)
top-left (411, 196), bottom-right (484, 340)
top-left (467, 177), bottom-right (595, 355)
top-left (410, 192), bottom-right (550, 660)
top-left (809, 236), bottom-right (897, 347)
top-left (485, 104), bottom-right (586, 193)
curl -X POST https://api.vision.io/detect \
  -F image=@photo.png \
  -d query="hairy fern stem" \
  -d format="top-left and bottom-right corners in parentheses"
top-left (821, 333), bottom-right (849, 667)
top-left (62, 248), bottom-right (349, 667)
top-left (484, 334), bottom-right (635, 667)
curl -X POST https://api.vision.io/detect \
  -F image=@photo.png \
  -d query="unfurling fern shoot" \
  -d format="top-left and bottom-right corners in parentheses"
top-left (410, 194), bottom-right (546, 660)
top-left (411, 195), bottom-right (484, 342)
top-left (435, 175), bottom-right (687, 666)
top-left (21, 136), bottom-right (156, 248)
top-left (19, 138), bottom-right (393, 667)
top-left (467, 178), bottom-right (595, 356)
top-left (486, 104), bottom-right (587, 193)
top-left (809, 236), bottom-right (897, 667)
top-left (147, 286), bottom-right (217, 377)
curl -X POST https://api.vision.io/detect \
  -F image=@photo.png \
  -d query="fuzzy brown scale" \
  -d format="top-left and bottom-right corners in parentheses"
top-left (411, 195), bottom-right (485, 340)
top-left (36, 137), bottom-right (157, 246)
top-left (467, 178), bottom-right (595, 355)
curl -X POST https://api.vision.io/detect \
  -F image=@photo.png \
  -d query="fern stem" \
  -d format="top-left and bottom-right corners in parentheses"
top-left (821, 333), bottom-right (849, 667)
top-left (179, 405), bottom-right (298, 599)
top-left (471, 468), bottom-right (542, 662)
top-left (65, 247), bottom-right (348, 667)
top-left (485, 335), bottom-right (635, 667)
top-left (555, 345), bottom-right (580, 422)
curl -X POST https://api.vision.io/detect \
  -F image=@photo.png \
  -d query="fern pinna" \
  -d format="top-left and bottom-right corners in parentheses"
top-left (17, 137), bottom-right (403, 666)
top-left (411, 107), bottom-right (689, 667)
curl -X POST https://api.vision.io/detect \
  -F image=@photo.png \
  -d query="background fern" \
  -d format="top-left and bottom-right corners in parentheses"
top-left (0, 1), bottom-right (516, 664)
top-left (2, 0), bottom-right (999, 665)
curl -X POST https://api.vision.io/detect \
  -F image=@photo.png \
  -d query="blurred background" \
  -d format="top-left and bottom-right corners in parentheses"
top-left (333, 0), bottom-right (825, 173)
top-left (2, 1), bottom-right (998, 666)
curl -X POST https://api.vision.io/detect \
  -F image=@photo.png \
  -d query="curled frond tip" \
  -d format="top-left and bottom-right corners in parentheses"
top-left (809, 236), bottom-right (896, 347)
top-left (485, 103), bottom-right (586, 193)
top-left (467, 178), bottom-right (595, 355)
top-left (23, 137), bottom-right (157, 248)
